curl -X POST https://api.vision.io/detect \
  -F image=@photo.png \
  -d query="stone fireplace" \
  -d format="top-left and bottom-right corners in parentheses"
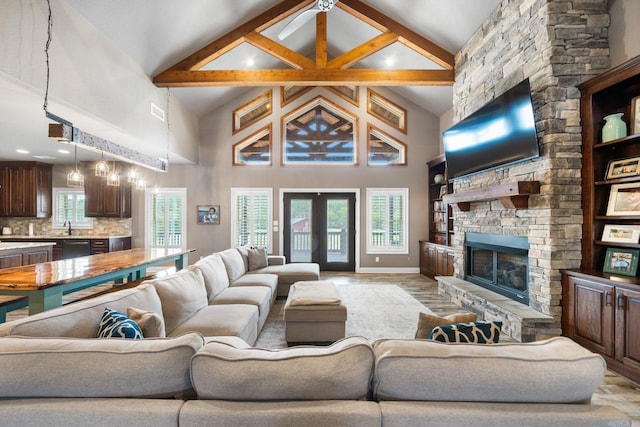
top-left (435, 0), bottom-right (610, 342)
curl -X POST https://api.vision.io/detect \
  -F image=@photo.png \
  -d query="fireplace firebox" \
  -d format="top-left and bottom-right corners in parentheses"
top-left (465, 233), bottom-right (529, 305)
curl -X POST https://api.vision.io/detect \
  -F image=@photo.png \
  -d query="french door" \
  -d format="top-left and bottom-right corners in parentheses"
top-left (283, 192), bottom-right (356, 271)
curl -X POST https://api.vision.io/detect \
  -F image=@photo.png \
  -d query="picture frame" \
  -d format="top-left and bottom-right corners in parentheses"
top-left (197, 205), bottom-right (220, 224)
top-left (606, 183), bottom-right (640, 216)
top-left (632, 95), bottom-right (640, 135)
top-left (601, 224), bottom-right (640, 243)
top-left (603, 247), bottom-right (639, 276)
top-left (606, 156), bottom-right (640, 179)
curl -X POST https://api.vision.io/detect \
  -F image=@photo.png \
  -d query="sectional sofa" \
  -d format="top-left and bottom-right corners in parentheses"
top-left (0, 246), bottom-right (631, 426)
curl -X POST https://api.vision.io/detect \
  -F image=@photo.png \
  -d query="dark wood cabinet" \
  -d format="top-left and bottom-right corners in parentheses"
top-left (0, 245), bottom-right (53, 269)
top-left (562, 55), bottom-right (640, 384)
top-left (419, 240), bottom-right (453, 278)
top-left (83, 163), bottom-right (132, 218)
top-left (0, 162), bottom-right (52, 218)
top-left (90, 237), bottom-right (131, 255)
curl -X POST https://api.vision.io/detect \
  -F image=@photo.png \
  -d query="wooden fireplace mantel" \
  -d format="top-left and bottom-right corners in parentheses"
top-left (442, 181), bottom-right (541, 212)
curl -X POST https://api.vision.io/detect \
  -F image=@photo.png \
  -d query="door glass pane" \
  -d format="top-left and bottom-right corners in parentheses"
top-left (290, 199), bottom-right (312, 262)
top-left (327, 199), bottom-right (349, 263)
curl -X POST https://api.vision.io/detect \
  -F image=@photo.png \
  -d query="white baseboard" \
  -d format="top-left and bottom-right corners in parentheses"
top-left (357, 267), bottom-right (421, 274)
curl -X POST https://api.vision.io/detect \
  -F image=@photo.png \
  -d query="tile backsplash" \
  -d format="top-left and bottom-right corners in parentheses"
top-left (0, 218), bottom-right (131, 237)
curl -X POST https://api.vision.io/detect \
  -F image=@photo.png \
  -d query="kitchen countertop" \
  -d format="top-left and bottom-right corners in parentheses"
top-left (0, 235), bottom-right (131, 240)
top-left (0, 241), bottom-right (57, 250)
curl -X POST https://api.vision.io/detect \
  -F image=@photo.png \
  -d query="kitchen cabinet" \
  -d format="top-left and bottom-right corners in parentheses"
top-left (0, 244), bottom-right (53, 269)
top-left (83, 162), bottom-right (132, 218)
top-left (0, 162), bottom-right (52, 218)
top-left (0, 237), bottom-right (131, 261)
top-left (562, 272), bottom-right (640, 384)
top-left (90, 237), bottom-right (131, 255)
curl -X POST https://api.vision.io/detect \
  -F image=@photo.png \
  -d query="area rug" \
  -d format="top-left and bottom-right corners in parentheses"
top-left (254, 284), bottom-right (433, 348)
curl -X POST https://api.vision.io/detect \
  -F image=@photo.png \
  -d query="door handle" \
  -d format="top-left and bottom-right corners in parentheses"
top-left (605, 291), bottom-right (612, 306)
top-left (617, 294), bottom-right (625, 310)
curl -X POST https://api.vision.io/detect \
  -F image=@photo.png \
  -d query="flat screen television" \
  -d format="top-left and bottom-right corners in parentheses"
top-left (442, 78), bottom-right (540, 180)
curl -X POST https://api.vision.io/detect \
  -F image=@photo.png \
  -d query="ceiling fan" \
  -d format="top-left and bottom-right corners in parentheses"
top-left (277, 0), bottom-right (339, 40)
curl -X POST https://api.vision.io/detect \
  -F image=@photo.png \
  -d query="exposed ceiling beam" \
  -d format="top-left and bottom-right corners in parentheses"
top-left (152, 0), bottom-right (455, 87)
top-left (153, 69), bottom-right (455, 87)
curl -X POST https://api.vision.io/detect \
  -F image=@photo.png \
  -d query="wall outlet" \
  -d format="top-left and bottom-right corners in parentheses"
top-left (375, 256), bottom-right (379, 263)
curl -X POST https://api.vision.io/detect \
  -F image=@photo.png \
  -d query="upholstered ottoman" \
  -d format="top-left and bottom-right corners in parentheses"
top-left (284, 281), bottom-right (347, 346)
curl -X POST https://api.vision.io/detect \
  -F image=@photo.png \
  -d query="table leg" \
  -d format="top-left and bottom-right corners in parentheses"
top-left (28, 288), bottom-right (63, 315)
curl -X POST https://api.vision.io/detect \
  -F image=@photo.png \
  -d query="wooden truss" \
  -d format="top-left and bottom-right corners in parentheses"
top-left (153, 0), bottom-right (455, 87)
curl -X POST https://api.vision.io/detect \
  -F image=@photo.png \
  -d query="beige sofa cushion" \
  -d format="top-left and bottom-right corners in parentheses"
top-left (0, 284), bottom-right (163, 338)
top-left (193, 254), bottom-right (230, 301)
top-left (372, 336), bottom-right (606, 403)
top-left (0, 333), bottom-right (204, 398)
top-left (191, 336), bottom-right (374, 400)
top-left (414, 312), bottom-right (477, 339)
top-left (218, 248), bottom-right (247, 282)
top-left (148, 267), bottom-right (208, 335)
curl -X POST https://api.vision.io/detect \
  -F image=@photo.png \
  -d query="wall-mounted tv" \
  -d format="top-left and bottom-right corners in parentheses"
top-left (442, 78), bottom-right (540, 180)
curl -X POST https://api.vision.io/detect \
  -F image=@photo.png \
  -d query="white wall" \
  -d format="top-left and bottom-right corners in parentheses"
top-left (609, 0), bottom-right (640, 67)
top-left (0, 0), bottom-right (199, 163)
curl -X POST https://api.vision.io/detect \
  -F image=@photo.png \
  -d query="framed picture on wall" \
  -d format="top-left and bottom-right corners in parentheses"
top-left (603, 247), bottom-right (639, 276)
top-left (197, 205), bottom-right (220, 224)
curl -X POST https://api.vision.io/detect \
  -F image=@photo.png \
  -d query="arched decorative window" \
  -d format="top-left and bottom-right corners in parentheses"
top-left (282, 96), bottom-right (358, 166)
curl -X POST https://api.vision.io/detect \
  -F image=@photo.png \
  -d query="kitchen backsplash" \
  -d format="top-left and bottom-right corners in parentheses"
top-left (0, 218), bottom-right (132, 237)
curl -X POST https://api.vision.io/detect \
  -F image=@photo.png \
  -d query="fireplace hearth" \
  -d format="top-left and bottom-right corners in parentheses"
top-left (465, 233), bottom-right (529, 305)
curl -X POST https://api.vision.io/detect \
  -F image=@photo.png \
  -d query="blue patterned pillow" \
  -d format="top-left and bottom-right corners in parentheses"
top-left (428, 321), bottom-right (502, 344)
top-left (97, 307), bottom-right (143, 339)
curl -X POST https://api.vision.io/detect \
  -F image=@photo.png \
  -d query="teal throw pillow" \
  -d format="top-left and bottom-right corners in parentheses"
top-left (97, 307), bottom-right (143, 339)
top-left (428, 321), bottom-right (502, 344)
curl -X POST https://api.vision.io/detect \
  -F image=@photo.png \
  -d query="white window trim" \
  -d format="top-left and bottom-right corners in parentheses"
top-left (230, 187), bottom-right (273, 251)
top-left (52, 188), bottom-right (93, 230)
top-left (366, 188), bottom-right (409, 254)
top-left (144, 187), bottom-right (187, 250)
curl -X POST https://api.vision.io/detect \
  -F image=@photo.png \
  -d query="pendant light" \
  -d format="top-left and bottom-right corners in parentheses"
top-left (127, 168), bottom-right (137, 184)
top-left (66, 144), bottom-right (84, 187)
top-left (95, 152), bottom-right (109, 177)
top-left (106, 157), bottom-right (120, 186)
top-left (135, 177), bottom-right (146, 191)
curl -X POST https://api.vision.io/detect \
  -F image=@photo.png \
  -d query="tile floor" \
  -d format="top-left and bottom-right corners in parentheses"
top-left (4, 271), bottom-right (640, 424)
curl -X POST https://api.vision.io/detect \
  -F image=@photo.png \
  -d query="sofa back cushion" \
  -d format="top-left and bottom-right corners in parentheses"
top-left (148, 267), bottom-right (208, 335)
top-left (191, 336), bottom-right (374, 400)
top-left (218, 248), bottom-right (247, 282)
top-left (193, 254), bottom-right (230, 301)
top-left (0, 284), bottom-right (163, 338)
top-left (0, 333), bottom-right (204, 398)
top-left (372, 336), bottom-right (606, 403)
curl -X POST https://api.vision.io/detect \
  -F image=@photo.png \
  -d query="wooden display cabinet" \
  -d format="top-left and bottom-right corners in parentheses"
top-left (562, 55), bottom-right (640, 385)
top-left (420, 154), bottom-right (454, 278)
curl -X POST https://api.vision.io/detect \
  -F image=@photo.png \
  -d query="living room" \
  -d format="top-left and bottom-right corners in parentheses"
top-left (1, 0), bottom-right (640, 425)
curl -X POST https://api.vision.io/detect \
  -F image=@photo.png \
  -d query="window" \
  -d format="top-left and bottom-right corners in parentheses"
top-left (282, 96), bottom-right (358, 166)
top-left (232, 124), bottom-right (272, 166)
top-left (367, 124), bottom-right (407, 166)
top-left (52, 188), bottom-right (92, 229)
top-left (145, 188), bottom-right (187, 249)
top-left (231, 188), bottom-right (272, 251)
top-left (366, 188), bottom-right (409, 254)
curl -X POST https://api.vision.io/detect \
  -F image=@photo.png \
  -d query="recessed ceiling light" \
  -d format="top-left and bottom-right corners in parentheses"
top-left (58, 149), bottom-right (71, 154)
top-left (385, 57), bottom-right (395, 67)
top-left (247, 58), bottom-right (255, 67)
top-left (16, 149), bottom-right (29, 154)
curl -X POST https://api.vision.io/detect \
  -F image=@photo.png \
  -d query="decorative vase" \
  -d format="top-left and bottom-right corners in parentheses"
top-left (602, 113), bottom-right (627, 143)
top-left (434, 174), bottom-right (444, 184)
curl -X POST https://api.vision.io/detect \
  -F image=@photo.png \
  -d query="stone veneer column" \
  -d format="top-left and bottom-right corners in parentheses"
top-left (450, 0), bottom-right (610, 338)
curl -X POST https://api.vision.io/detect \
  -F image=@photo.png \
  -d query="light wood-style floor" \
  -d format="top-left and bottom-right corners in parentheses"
top-left (5, 271), bottom-right (640, 424)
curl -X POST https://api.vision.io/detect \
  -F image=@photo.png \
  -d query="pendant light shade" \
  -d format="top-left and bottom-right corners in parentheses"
top-left (67, 145), bottom-right (84, 188)
top-left (95, 152), bottom-right (109, 177)
top-left (106, 158), bottom-right (120, 186)
top-left (135, 178), bottom-right (146, 190)
top-left (127, 168), bottom-right (137, 183)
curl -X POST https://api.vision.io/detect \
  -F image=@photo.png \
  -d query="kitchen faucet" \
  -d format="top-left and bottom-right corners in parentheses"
top-left (63, 220), bottom-right (72, 236)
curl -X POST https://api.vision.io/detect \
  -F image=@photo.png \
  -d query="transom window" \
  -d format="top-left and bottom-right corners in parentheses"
top-left (282, 96), bottom-right (358, 166)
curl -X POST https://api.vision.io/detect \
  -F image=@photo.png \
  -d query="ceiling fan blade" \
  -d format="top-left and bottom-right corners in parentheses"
top-left (277, 8), bottom-right (321, 40)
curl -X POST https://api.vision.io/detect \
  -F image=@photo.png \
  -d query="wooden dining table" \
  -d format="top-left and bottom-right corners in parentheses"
top-left (0, 247), bottom-right (194, 315)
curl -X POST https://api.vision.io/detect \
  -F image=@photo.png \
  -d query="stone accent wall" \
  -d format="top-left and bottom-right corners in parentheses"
top-left (449, 0), bottom-right (610, 339)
